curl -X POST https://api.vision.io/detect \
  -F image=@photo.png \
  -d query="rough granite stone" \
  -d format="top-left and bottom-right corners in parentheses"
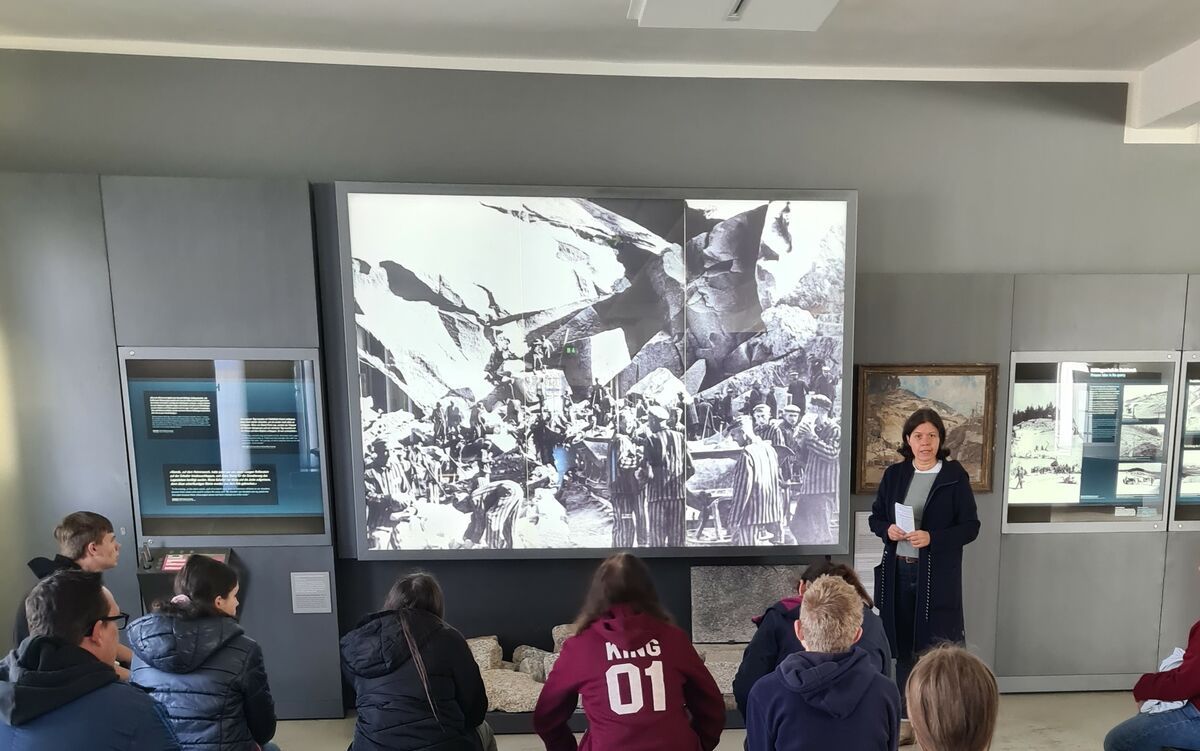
top-left (690, 565), bottom-right (798, 643)
top-left (481, 668), bottom-right (543, 712)
top-left (518, 650), bottom-right (550, 682)
top-left (499, 660), bottom-right (516, 671)
top-left (552, 623), bottom-right (577, 653)
top-left (543, 652), bottom-right (559, 678)
top-left (467, 635), bottom-right (502, 671)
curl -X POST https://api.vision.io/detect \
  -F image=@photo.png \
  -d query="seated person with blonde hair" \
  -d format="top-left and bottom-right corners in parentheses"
top-left (905, 644), bottom-right (998, 751)
top-left (745, 576), bottom-right (900, 751)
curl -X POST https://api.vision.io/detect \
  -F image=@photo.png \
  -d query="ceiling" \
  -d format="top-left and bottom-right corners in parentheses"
top-left (3, 0), bottom-right (1200, 137)
top-left (2, 0), bottom-right (1200, 73)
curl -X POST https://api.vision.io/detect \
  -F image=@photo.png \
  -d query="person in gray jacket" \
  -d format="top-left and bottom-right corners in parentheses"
top-left (130, 554), bottom-right (279, 751)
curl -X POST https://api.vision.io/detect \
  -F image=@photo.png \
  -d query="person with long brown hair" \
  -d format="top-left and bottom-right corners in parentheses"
top-left (340, 573), bottom-right (492, 751)
top-left (732, 560), bottom-right (892, 718)
top-left (533, 553), bottom-right (724, 751)
top-left (905, 644), bottom-right (998, 751)
top-left (129, 554), bottom-right (278, 751)
top-left (868, 407), bottom-right (979, 744)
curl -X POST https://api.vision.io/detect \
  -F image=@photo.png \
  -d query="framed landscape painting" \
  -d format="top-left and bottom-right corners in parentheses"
top-left (854, 364), bottom-right (998, 494)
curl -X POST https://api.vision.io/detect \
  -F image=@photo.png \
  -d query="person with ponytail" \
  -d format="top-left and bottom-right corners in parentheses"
top-left (129, 554), bottom-right (279, 751)
top-left (533, 553), bottom-right (725, 751)
top-left (340, 573), bottom-right (493, 751)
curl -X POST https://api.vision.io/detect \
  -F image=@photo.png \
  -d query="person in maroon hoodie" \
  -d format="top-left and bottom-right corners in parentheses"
top-left (1104, 583), bottom-right (1200, 751)
top-left (533, 553), bottom-right (725, 751)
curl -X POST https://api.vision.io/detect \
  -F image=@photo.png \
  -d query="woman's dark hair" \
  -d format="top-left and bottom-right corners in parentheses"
top-left (897, 408), bottom-right (951, 461)
top-left (574, 553), bottom-right (672, 632)
top-left (384, 572), bottom-right (444, 618)
top-left (154, 554), bottom-right (239, 620)
top-left (385, 573), bottom-right (446, 726)
top-left (799, 560), bottom-right (874, 609)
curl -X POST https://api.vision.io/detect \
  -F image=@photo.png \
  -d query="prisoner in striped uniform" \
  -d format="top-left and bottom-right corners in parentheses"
top-left (364, 439), bottom-right (410, 530)
top-left (609, 421), bottom-right (646, 548)
top-left (640, 405), bottom-right (692, 547)
top-left (465, 479), bottom-right (524, 549)
top-left (728, 415), bottom-right (784, 546)
top-left (752, 403), bottom-right (788, 454)
top-left (790, 394), bottom-right (840, 545)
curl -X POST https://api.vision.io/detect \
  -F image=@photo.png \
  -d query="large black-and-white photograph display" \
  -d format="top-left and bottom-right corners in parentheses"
top-left (346, 191), bottom-right (850, 552)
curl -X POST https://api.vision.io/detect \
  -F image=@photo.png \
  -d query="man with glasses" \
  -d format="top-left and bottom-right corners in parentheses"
top-left (0, 570), bottom-right (179, 749)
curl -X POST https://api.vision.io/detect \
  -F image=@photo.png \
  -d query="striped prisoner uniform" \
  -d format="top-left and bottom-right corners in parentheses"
top-left (641, 428), bottom-right (691, 547)
top-left (755, 422), bottom-right (789, 454)
top-left (729, 441), bottom-right (783, 546)
top-left (609, 434), bottom-right (645, 547)
top-left (364, 457), bottom-right (409, 529)
top-left (792, 417), bottom-right (840, 544)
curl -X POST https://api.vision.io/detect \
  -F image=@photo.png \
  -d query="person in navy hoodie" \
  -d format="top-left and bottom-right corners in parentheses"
top-left (129, 554), bottom-right (278, 751)
top-left (733, 560), bottom-right (891, 717)
top-left (746, 575), bottom-right (900, 751)
top-left (0, 570), bottom-right (180, 750)
top-left (533, 552), bottom-right (725, 751)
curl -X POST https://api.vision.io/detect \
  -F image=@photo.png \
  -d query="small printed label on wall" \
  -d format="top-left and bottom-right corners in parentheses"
top-left (290, 571), bottom-right (332, 614)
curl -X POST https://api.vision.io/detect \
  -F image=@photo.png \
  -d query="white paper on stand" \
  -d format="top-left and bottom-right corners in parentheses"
top-left (895, 503), bottom-right (916, 534)
top-left (854, 512), bottom-right (884, 603)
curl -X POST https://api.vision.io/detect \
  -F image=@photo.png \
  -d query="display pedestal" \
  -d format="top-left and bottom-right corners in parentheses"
top-left (135, 547), bottom-right (234, 612)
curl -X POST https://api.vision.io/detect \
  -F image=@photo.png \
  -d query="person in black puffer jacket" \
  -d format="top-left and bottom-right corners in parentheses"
top-left (341, 573), bottom-right (493, 751)
top-left (732, 560), bottom-right (892, 718)
top-left (129, 554), bottom-right (279, 751)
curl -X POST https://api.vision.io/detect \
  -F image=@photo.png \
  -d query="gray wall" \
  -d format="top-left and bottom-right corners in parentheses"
top-left (3, 51), bottom-right (1200, 278)
top-left (0, 174), bottom-right (142, 652)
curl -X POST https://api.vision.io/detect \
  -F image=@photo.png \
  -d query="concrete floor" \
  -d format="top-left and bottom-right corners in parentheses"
top-left (274, 691), bottom-right (1135, 750)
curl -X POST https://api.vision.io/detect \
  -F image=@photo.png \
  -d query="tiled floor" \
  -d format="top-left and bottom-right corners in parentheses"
top-left (275, 691), bottom-right (1134, 750)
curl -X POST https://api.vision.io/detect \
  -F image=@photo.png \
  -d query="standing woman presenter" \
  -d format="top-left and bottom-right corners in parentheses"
top-left (868, 408), bottom-right (979, 745)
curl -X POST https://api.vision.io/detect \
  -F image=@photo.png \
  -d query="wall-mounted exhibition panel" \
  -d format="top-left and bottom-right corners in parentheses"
top-left (995, 531), bottom-right (1166, 679)
top-left (1172, 352), bottom-right (1200, 529)
top-left (118, 347), bottom-right (332, 548)
top-left (1012, 275), bottom-right (1188, 352)
top-left (101, 177), bottom-right (319, 348)
top-left (1002, 351), bottom-right (1181, 533)
top-left (317, 183), bottom-right (857, 559)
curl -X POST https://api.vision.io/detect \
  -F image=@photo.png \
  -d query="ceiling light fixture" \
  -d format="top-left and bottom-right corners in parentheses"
top-left (726, 0), bottom-right (750, 22)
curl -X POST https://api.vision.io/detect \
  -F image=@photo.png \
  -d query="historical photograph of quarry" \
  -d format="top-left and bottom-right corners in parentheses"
top-left (345, 193), bottom-right (849, 551)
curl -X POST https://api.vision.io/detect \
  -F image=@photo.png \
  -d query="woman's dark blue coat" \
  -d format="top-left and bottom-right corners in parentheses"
top-left (129, 613), bottom-right (276, 751)
top-left (868, 459), bottom-right (980, 656)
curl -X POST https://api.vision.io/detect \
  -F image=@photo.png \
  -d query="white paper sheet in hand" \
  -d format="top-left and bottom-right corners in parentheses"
top-left (895, 504), bottom-right (916, 534)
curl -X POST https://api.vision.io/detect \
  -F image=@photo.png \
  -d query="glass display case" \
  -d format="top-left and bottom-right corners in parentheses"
top-left (1003, 351), bottom-right (1180, 532)
top-left (1173, 354), bottom-right (1200, 524)
top-left (119, 347), bottom-right (331, 546)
